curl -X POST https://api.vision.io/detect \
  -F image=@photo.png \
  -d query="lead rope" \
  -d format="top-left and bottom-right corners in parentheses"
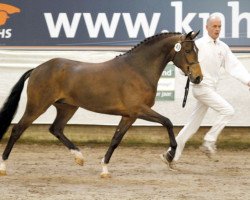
top-left (182, 77), bottom-right (190, 108)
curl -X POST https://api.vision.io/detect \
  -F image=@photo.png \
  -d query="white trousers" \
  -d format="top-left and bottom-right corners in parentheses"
top-left (173, 85), bottom-right (234, 161)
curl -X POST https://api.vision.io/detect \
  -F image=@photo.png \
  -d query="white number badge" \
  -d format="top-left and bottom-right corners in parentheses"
top-left (174, 43), bottom-right (182, 52)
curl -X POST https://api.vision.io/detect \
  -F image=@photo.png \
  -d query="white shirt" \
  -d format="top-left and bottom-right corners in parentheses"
top-left (195, 35), bottom-right (250, 87)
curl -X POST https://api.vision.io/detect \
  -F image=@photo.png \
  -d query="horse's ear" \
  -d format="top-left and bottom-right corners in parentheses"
top-left (185, 30), bottom-right (200, 39)
top-left (186, 31), bottom-right (193, 39)
top-left (191, 30), bottom-right (200, 39)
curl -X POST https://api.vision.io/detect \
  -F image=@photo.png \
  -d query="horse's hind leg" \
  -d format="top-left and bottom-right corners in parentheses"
top-left (0, 104), bottom-right (50, 175)
top-left (101, 116), bottom-right (136, 178)
top-left (49, 103), bottom-right (84, 166)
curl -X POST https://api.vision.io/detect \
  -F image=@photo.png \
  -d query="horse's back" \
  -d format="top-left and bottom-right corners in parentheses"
top-left (26, 58), bottom-right (123, 110)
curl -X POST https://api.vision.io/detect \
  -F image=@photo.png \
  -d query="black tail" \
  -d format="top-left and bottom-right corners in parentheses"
top-left (0, 69), bottom-right (34, 141)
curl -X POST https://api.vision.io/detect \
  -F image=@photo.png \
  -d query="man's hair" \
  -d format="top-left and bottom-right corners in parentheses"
top-left (206, 14), bottom-right (221, 25)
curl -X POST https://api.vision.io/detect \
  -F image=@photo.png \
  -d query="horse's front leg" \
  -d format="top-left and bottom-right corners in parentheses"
top-left (101, 117), bottom-right (135, 178)
top-left (138, 106), bottom-right (177, 169)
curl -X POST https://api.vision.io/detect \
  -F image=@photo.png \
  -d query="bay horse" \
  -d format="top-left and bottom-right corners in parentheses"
top-left (0, 31), bottom-right (202, 178)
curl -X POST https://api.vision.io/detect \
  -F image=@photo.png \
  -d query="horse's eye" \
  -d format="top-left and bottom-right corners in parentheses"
top-left (185, 50), bottom-right (190, 53)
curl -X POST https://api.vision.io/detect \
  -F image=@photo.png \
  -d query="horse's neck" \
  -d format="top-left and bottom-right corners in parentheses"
top-left (127, 38), bottom-right (174, 86)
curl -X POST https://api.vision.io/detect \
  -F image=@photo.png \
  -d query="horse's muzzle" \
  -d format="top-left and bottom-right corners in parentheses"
top-left (193, 76), bottom-right (202, 84)
top-left (190, 75), bottom-right (203, 84)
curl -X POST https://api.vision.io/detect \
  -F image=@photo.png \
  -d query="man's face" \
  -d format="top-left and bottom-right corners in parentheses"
top-left (206, 17), bottom-right (221, 40)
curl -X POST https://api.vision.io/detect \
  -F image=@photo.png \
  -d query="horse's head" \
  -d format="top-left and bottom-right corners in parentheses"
top-left (171, 31), bottom-right (203, 84)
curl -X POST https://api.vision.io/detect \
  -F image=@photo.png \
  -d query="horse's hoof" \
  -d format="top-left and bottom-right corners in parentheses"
top-left (100, 172), bottom-right (111, 178)
top-left (71, 149), bottom-right (84, 166)
top-left (160, 153), bottom-right (178, 172)
top-left (0, 170), bottom-right (7, 176)
top-left (75, 157), bottom-right (84, 166)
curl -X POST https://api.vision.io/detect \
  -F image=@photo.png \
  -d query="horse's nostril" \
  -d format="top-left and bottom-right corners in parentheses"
top-left (195, 76), bottom-right (201, 84)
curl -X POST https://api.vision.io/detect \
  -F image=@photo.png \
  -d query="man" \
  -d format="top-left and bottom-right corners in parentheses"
top-left (161, 14), bottom-right (250, 169)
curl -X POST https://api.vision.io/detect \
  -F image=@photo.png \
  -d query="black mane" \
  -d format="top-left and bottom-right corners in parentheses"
top-left (118, 32), bottom-right (182, 57)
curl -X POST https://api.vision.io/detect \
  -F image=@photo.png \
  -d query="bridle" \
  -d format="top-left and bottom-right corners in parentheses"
top-left (171, 39), bottom-right (199, 76)
top-left (171, 37), bottom-right (199, 107)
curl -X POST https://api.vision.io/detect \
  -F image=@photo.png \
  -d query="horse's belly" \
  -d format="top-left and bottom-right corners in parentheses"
top-left (66, 90), bottom-right (124, 114)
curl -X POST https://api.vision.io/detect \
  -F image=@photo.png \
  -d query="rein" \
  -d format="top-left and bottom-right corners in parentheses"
top-left (171, 38), bottom-right (198, 108)
top-left (182, 77), bottom-right (190, 108)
